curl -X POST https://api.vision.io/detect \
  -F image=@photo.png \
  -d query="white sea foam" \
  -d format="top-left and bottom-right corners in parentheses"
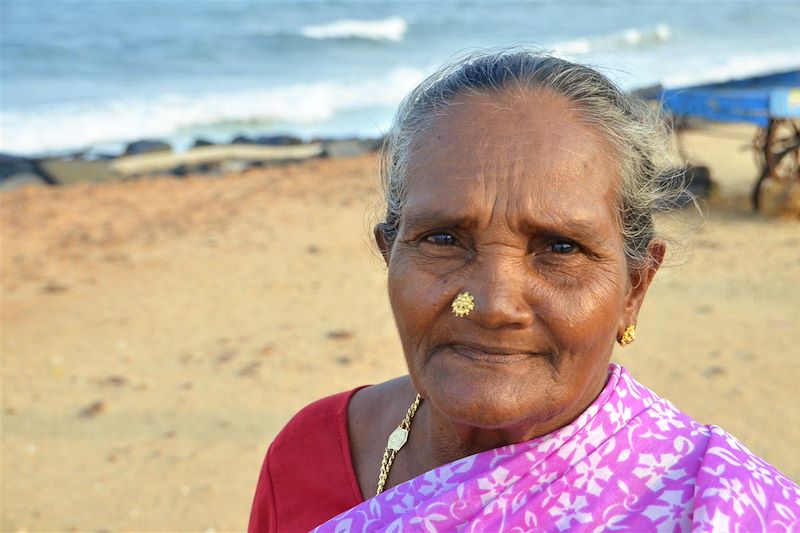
top-left (654, 24), bottom-right (671, 42)
top-left (661, 51), bottom-right (800, 89)
top-left (0, 66), bottom-right (425, 155)
top-left (550, 24), bottom-right (673, 57)
top-left (551, 38), bottom-right (592, 56)
top-left (301, 16), bottom-right (407, 42)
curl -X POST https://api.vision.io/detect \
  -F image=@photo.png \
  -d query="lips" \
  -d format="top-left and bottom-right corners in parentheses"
top-left (447, 342), bottom-right (540, 364)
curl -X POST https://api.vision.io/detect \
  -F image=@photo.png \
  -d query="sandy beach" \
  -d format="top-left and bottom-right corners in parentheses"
top-left (1, 123), bottom-right (799, 531)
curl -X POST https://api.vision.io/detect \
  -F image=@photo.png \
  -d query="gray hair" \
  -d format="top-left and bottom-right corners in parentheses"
top-left (379, 49), bottom-right (685, 270)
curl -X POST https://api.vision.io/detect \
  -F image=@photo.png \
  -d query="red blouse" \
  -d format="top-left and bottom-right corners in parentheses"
top-left (248, 387), bottom-right (367, 532)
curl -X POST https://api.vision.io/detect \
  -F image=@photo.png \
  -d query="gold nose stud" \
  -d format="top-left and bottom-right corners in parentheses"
top-left (451, 292), bottom-right (475, 317)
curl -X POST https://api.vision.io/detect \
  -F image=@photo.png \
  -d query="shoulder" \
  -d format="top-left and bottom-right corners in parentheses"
top-left (603, 370), bottom-right (800, 529)
top-left (269, 387), bottom-right (364, 477)
top-left (693, 425), bottom-right (800, 528)
top-left (622, 376), bottom-right (800, 528)
top-left (277, 388), bottom-right (361, 444)
top-left (248, 387), bottom-right (367, 533)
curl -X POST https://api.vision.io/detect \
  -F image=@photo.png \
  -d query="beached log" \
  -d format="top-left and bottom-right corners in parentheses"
top-left (37, 159), bottom-right (118, 185)
top-left (321, 139), bottom-right (377, 158)
top-left (109, 143), bottom-right (324, 177)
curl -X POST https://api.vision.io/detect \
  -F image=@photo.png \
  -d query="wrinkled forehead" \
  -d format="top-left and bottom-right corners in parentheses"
top-left (410, 88), bottom-right (619, 174)
top-left (402, 90), bottom-right (622, 231)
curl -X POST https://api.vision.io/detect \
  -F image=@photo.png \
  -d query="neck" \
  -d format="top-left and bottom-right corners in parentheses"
top-left (411, 380), bottom-right (607, 473)
top-left (415, 408), bottom-right (549, 470)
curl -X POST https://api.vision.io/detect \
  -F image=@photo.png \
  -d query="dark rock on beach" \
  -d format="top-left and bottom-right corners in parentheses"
top-left (232, 134), bottom-right (303, 146)
top-left (1, 152), bottom-right (38, 179)
top-left (0, 133), bottom-right (376, 189)
top-left (1, 153), bottom-right (57, 189)
top-left (88, 152), bottom-right (119, 160)
top-left (0, 171), bottom-right (48, 190)
top-left (124, 139), bottom-right (172, 156)
top-left (170, 164), bottom-right (191, 177)
top-left (256, 135), bottom-right (303, 146)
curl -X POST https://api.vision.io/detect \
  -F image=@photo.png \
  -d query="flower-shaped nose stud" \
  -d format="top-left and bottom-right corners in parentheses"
top-left (451, 292), bottom-right (476, 318)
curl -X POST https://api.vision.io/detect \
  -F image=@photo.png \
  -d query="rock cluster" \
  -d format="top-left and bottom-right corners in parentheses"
top-left (0, 135), bottom-right (383, 190)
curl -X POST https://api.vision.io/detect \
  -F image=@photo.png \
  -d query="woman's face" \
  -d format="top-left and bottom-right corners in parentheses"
top-left (381, 90), bottom-right (663, 435)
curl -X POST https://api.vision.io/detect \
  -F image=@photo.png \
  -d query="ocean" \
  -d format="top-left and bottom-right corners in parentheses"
top-left (1, 0), bottom-right (798, 157)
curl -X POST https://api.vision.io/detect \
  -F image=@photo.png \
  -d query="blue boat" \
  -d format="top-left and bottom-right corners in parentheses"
top-left (657, 70), bottom-right (800, 210)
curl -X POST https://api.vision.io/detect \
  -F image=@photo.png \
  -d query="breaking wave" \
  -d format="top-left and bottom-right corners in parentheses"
top-left (301, 16), bottom-right (408, 42)
top-left (0, 66), bottom-right (425, 155)
top-left (550, 24), bottom-right (672, 56)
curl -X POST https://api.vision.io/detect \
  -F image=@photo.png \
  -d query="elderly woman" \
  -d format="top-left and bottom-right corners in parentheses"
top-left (248, 50), bottom-right (800, 532)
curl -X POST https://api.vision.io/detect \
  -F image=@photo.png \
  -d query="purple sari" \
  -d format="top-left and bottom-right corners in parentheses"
top-left (314, 364), bottom-right (800, 532)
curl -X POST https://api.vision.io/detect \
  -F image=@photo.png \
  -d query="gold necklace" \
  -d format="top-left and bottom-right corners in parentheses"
top-left (375, 393), bottom-right (423, 495)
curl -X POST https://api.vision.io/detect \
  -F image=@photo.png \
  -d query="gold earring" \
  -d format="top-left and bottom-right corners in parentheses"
top-left (619, 324), bottom-right (636, 346)
top-left (451, 292), bottom-right (475, 317)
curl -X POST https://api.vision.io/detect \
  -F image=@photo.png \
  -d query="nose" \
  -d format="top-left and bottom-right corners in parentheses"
top-left (467, 253), bottom-right (535, 330)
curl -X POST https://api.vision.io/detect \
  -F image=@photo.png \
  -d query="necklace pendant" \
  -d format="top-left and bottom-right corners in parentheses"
top-left (387, 426), bottom-right (409, 451)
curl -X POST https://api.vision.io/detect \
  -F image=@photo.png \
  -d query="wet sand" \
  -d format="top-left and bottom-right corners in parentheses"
top-left (2, 124), bottom-right (799, 531)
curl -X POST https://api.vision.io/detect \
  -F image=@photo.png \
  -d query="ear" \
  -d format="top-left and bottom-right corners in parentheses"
top-left (619, 239), bottom-right (666, 336)
top-left (373, 223), bottom-right (393, 264)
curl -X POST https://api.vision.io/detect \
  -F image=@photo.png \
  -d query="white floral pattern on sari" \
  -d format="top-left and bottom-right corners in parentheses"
top-left (314, 365), bottom-right (800, 532)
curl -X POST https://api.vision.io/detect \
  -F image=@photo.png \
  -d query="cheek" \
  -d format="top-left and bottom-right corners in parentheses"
top-left (387, 255), bottom-right (449, 351)
top-left (540, 263), bottom-right (626, 350)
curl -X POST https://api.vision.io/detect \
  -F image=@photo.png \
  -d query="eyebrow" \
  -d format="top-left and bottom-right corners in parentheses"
top-left (521, 217), bottom-right (603, 240)
top-left (401, 209), bottom-right (475, 233)
top-left (401, 208), bottom-right (609, 243)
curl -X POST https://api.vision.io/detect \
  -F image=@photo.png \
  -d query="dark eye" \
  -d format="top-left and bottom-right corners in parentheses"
top-left (550, 241), bottom-right (577, 254)
top-left (424, 232), bottom-right (458, 246)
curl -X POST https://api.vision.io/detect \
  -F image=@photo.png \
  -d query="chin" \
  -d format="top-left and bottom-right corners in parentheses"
top-left (422, 364), bottom-right (563, 430)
